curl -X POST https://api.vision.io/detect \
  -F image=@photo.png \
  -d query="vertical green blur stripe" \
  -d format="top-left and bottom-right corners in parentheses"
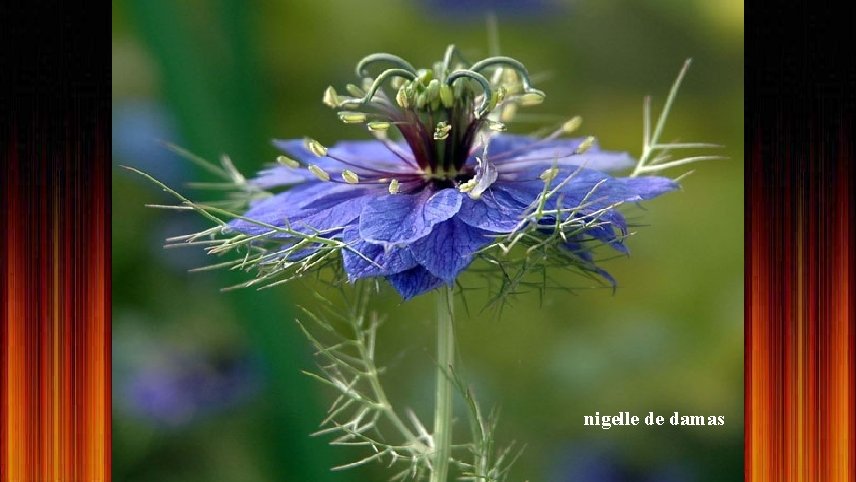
top-left (124, 1), bottom-right (338, 480)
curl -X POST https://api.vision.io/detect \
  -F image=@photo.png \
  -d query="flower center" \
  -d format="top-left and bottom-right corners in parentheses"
top-left (422, 166), bottom-right (477, 189)
top-left (324, 45), bottom-right (547, 185)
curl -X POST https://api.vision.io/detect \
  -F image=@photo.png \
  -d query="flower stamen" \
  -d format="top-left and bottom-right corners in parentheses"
top-left (342, 170), bottom-right (360, 184)
top-left (305, 138), bottom-right (328, 157)
top-left (575, 136), bottom-right (596, 154)
top-left (308, 164), bottom-right (331, 182)
top-left (276, 155), bottom-right (301, 168)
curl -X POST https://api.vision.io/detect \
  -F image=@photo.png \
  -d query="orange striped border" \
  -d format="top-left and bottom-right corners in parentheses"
top-left (0, 116), bottom-right (111, 481)
top-left (1, 4), bottom-right (110, 480)
top-left (747, 121), bottom-right (856, 481)
top-left (746, 2), bottom-right (856, 477)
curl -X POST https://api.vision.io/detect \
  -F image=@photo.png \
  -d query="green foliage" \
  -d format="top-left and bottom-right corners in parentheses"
top-left (296, 285), bottom-right (519, 481)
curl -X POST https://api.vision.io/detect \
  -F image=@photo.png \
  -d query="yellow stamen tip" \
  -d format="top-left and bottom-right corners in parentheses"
top-left (342, 169), bottom-right (360, 184)
top-left (276, 155), bottom-right (300, 168)
top-left (308, 164), bottom-right (331, 182)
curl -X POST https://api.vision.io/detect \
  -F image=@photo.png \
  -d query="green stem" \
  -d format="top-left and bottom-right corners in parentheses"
top-left (431, 285), bottom-right (455, 482)
top-left (359, 337), bottom-right (420, 446)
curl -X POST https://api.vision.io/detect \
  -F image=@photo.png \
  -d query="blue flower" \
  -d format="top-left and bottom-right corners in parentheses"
top-left (122, 350), bottom-right (263, 427)
top-left (228, 48), bottom-right (679, 299)
top-left (230, 135), bottom-right (676, 299)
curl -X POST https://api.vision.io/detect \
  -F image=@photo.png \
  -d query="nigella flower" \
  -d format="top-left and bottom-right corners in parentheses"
top-left (121, 349), bottom-right (263, 427)
top-left (552, 442), bottom-right (697, 482)
top-left (228, 47), bottom-right (678, 299)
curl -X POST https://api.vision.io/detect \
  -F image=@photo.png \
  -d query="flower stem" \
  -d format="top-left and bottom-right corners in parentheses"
top-left (431, 285), bottom-right (455, 482)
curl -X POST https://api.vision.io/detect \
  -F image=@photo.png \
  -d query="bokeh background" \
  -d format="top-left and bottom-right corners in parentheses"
top-left (112, 1), bottom-right (743, 480)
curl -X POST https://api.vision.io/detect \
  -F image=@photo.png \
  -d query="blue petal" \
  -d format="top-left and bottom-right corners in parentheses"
top-left (341, 226), bottom-right (417, 280)
top-left (615, 176), bottom-right (680, 200)
top-left (496, 147), bottom-right (635, 173)
top-left (499, 165), bottom-right (611, 204)
top-left (585, 224), bottom-right (630, 254)
top-left (570, 208), bottom-right (629, 254)
top-left (498, 167), bottom-right (677, 212)
top-left (485, 134), bottom-right (567, 154)
top-left (563, 239), bottom-right (617, 289)
top-left (249, 140), bottom-right (343, 189)
top-left (490, 169), bottom-right (675, 257)
top-left (482, 182), bottom-right (544, 207)
top-left (274, 139), bottom-right (415, 173)
top-left (359, 188), bottom-right (462, 246)
top-left (485, 135), bottom-right (634, 172)
top-left (255, 139), bottom-right (418, 189)
top-left (594, 267), bottom-right (617, 289)
top-left (563, 240), bottom-right (594, 263)
top-left (272, 139), bottom-right (345, 169)
top-left (250, 165), bottom-right (316, 189)
top-left (386, 266), bottom-right (446, 300)
top-left (229, 185), bottom-right (377, 236)
top-left (411, 218), bottom-right (492, 281)
top-left (325, 141), bottom-right (415, 173)
top-left (228, 191), bottom-right (312, 236)
top-left (456, 185), bottom-right (529, 232)
top-left (289, 191), bottom-right (373, 232)
top-left (550, 214), bottom-right (629, 255)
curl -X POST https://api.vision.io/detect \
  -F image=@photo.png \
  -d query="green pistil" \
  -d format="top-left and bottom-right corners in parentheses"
top-left (421, 166), bottom-right (459, 181)
top-left (324, 45), bottom-right (547, 174)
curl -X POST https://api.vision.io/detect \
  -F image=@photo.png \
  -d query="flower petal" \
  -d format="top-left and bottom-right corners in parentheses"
top-left (341, 226), bottom-right (417, 280)
top-left (254, 139), bottom-right (418, 189)
top-left (272, 139), bottom-right (341, 168)
top-left (386, 266), bottom-right (446, 300)
top-left (326, 141), bottom-right (416, 174)
top-left (615, 176), bottom-right (680, 200)
top-left (290, 192), bottom-right (373, 232)
top-left (546, 209), bottom-right (630, 254)
top-left (495, 147), bottom-right (635, 173)
top-left (359, 188), bottom-right (462, 246)
top-left (484, 134), bottom-right (565, 154)
top-left (466, 155), bottom-right (498, 199)
top-left (249, 140), bottom-right (343, 189)
top-left (584, 223), bottom-right (630, 254)
top-left (250, 165), bottom-right (317, 188)
top-left (499, 167), bottom-right (677, 212)
top-left (411, 218), bottom-right (492, 281)
top-left (229, 184), bottom-right (376, 236)
top-left (456, 185), bottom-right (529, 232)
top-left (563, 239), bottom-right (617, 289)
top-left (276, 139), bottom-right (414, 171)
top-left (486, 135), bottom-right (635, 172)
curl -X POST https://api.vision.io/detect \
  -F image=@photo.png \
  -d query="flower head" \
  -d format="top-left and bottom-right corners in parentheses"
top-left (228, 46), bottom-right (678, 299)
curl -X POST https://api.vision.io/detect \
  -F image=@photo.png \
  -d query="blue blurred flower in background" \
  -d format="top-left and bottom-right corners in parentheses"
top-left (117, 341), bottom-right (264, 427)
top-left (419, 0), bottom-right (566, 20)
top-left (113, 100), bottom-right (213, 271)
top-left (551, 442), bottom-right (697, 482)
top-left (113, 101), bottom-right (187, 186)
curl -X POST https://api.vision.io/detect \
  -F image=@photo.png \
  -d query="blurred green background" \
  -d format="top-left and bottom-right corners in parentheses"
top-left (112, 0), bottom-right (743, 480)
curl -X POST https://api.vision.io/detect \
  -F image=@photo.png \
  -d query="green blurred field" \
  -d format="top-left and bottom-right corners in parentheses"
top-left (112, 1), bottom-right (743, 480)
